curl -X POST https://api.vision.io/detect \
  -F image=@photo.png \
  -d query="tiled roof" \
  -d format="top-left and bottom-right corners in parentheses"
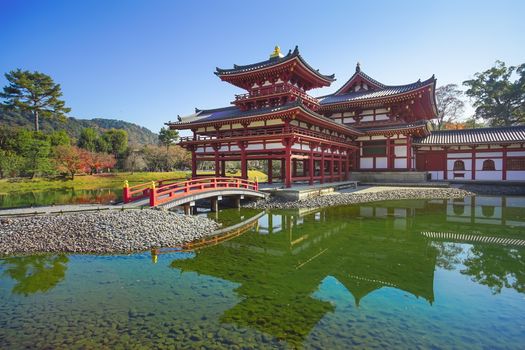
top-left (215, 46), bottom-right (335, 82)
top-left (319, 77), bottom-right (435, 105)
top-left (414, 126), bottom-right (525, 145)
top-left (358, 120), bottom-right (430, 132)
top-left (170, 101), bottom-right (362, 134)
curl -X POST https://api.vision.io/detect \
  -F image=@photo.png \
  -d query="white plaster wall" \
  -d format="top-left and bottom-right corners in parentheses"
top-left (375, 114), bottom-right (389, 120)
top-left (360, 158), bottom-right (373, 169)
top-left (448, 153), bottom-right (472, 159)
top-left (506, 197), bottom-right (525, 207)
top-left (477, 152), bottom-right (502, 157)
top-left (370, 135), bottom-right (386, 140)
top-left (508, 151), bottom-right (525, 157)
top-left (265, 143), bottom-right (283, 150)
top-left (247, 144), bottom-right (264, 150)
top-left (376, 157), bottom-right (387, 168)
top-left (507, 171), bottom-right (525, 180)
top-left (429, 171), bottom-right (445, 180)
top-left (475, 171), bottom-right (502, 180)
top-left (448, 171), bottom-right (472, 180)
top-left (219, 146), bottom-right (229, 152)
top-left (394, 158), bottom-right (406, 168)
top-left (230, 145), bottom-right (240, 151)
top-left (361, 116), bottom-right (374, 122)
top-left (394, 146), bottom-right (407, 157)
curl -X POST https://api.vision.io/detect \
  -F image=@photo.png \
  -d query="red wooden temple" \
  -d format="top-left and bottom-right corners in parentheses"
top-left (168, 46), bottom-right (525, 186)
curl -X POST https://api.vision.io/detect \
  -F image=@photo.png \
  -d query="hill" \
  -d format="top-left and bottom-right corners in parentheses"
top-left (0, 106), bottom-right (158, 145)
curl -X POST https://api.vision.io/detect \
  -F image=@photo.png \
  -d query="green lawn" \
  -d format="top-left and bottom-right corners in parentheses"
top-left (0, 170), bottom-right (268, 193)
top-left (0, 172), bottom-right (189, 193)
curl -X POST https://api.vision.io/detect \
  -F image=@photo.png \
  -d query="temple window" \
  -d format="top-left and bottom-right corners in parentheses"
top-left (482, 159), bottom-right (496, 171)
top-left (507, 157), bottom-right (525, 170)
top-left (453, 160), bottom-right (465, 171)
top-left (362, 141), bottom-right (387, 156)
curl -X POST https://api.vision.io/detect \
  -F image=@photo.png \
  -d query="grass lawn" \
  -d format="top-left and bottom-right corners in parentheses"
top-left (0, 172), bottom-right (189, 193)
top-left (0, 170), bottom-right (268, 193)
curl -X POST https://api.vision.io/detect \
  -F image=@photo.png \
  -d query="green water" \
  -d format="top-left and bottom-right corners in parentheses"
top-left (0, 188), bottom-right (121, 208)
top-left (1, 196), bottom-right (525, 349)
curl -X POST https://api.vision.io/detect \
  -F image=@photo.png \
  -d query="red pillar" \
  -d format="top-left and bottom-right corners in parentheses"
top-left (240, 142), bottom-right (248, 180)
top-left (268, 160), bottom-right (273, 183)
top-left (285, 147), bottom-right (292, 188)
top-left (214, 150), bottom-right (220, 177)
top-left (338, 153), bottom-right (343, 181)
top-left (309, 149), bottom-right (314, 185)
top-left (471, 146), bottom-right (476, 180)
top-left (221, 160), bottom-right (226, 177)
top-left (502, 146), bottom-right (507, 180)
top-left (191, 149), bottom-right (197, 178)
top-left (443, 147), bottom-right (448, 180)
top-left (406, 136), bottom-right (412, 170)
top-left (329, 155), bottom-right (334, 183)
top-left (386, 137), bottom-right (392, 169)
top-left (320, 149), bottom-right (325, 184)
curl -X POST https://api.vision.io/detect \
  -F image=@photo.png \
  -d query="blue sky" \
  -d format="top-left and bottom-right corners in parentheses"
top-left (1, 0), bottom-right (524, 133)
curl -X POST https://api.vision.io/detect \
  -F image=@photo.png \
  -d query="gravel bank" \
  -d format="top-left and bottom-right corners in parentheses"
top-left (0, 210), bottom-right (219, 256)
top-left (244, 187), bottom-right (474, 210)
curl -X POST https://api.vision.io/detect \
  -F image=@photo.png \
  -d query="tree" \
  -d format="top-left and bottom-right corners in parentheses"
top-left (53, 145), bottom-right (83, 179)
top-left (21, 137), bottom-right (52, 178)
top-left (48, 130), bottom-right (70, 146)
top-left (0, 150), bottom-right (24, 178)
top-left (102, 129), bottom-right (128, 158)
top-left (77, 128), bottom-right (98, 151)
top-left (1, 69), bottom-right (71, 131)
top-left (434, 84), bottom-right (465, 130)
top-left (463, 61), bottom-right (525, 126)
top-left (158, 127), bottom-right (179, 151)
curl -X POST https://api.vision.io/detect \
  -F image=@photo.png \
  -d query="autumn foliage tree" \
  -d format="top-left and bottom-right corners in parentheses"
top-left (53, 144), bottom-right (116, 179)
top-left (53, 145), bottom-right (83, 179)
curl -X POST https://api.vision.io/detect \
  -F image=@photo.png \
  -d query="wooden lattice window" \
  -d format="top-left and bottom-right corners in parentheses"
top-left (482, 159), bottom-right (496, 171)
top-left (507, 157), bottom-right (525, 170)
top-left (362, 141), bottom-right (387, 157)
top-left (453, 160), bottom-right (465, 171)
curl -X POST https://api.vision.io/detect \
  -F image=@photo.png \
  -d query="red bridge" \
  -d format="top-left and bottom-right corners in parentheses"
top-left (123, 177), bottom-right (266, 211)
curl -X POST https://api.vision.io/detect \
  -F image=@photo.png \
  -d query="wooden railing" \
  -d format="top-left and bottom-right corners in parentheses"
top-left (123, 177), bottom-right (259, 207)
top-left (179, 126), bottom-right (349, 144)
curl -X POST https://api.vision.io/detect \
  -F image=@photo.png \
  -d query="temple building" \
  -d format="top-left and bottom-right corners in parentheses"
top-left (168, 46), bottom-right (525, 186)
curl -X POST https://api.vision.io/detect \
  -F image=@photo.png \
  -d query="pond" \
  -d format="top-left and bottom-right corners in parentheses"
top-left (1, 196), bottom-right (525, 348)
top-left (0, 188), bottom-right (121, 209)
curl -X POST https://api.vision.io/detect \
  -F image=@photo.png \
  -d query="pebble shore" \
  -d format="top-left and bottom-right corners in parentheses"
top-left (0, 210), bottom-right (219, 256)
top-left (244, 187), bottom-right (474, 210)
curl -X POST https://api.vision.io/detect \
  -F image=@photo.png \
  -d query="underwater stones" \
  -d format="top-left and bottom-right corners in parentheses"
top-left (0, 210), bottom-right (219, 255)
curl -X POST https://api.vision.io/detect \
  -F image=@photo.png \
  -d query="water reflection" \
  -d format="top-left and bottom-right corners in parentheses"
top-left (1, 255), bottom-right (69, 295)
top-left (170, 196), bottom-right (525, 345)
top-left (0, 188), bottom-right (120, 209)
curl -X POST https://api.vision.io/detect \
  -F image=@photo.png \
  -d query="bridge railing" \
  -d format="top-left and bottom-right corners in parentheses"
top-left (122, 177), bottom-right (186, 204)
top-left (123, 177), bottom-right (259, 207)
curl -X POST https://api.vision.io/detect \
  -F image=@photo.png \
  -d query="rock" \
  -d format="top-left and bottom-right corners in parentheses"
top-left (243, 187), bottom-right (474, 210)
top-left (0, 210), bottom-right (219, 255)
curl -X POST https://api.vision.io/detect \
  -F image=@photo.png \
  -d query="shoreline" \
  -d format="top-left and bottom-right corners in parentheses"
top-left (0, 210), bottom-right (219, 257)
top-left (0, 187), bottom-right (476, 257)
top-left (244, 187), bottom-right (474, 210)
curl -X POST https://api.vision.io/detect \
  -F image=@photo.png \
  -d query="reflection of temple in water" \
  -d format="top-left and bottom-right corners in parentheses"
top-left (171, 206), bottom-right (438, 345)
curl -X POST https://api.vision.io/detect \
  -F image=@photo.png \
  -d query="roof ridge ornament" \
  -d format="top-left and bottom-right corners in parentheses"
top-left (356, 62), bottom-right (361, 72)
top-left (270, 45), bottom-right (284, 59)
